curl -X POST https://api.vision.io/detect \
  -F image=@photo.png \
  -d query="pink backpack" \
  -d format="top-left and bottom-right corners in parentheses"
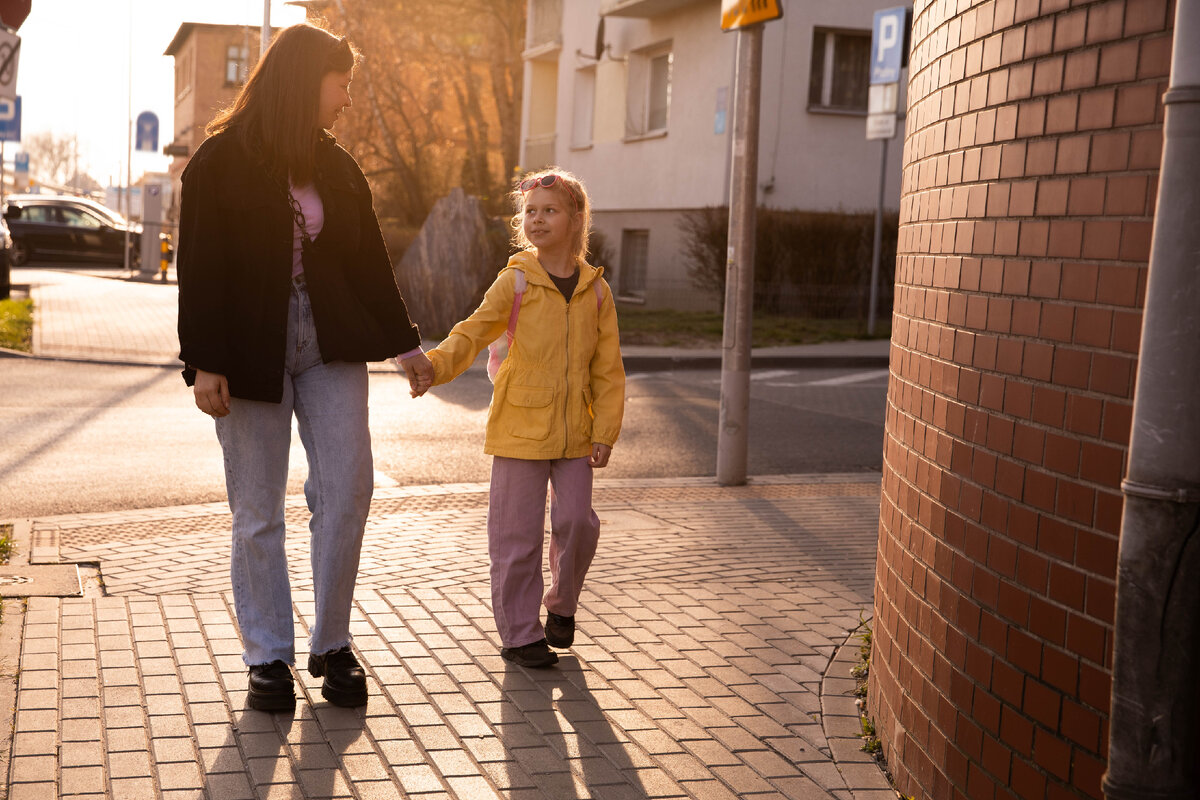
top-left (486, 269), bottom-right (604, 383)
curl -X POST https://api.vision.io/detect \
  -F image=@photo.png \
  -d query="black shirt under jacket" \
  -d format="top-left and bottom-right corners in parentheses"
top-left (177, 130), bottom-right (421, 403)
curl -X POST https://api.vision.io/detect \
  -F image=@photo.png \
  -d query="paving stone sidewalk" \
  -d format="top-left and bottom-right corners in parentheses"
top-left (1, 474), bottom-right (895, 800)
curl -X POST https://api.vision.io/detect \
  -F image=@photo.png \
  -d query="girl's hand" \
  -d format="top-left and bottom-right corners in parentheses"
top-left (588, 443), bottom-right (612, 468)
top-left (399, 352), bottom-right (434, 398)
top-left (193, 369), bottom-right (231, 417)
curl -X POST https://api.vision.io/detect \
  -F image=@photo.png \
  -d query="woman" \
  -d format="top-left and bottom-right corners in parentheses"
top-left (177, 22), bottom-right (432, 711)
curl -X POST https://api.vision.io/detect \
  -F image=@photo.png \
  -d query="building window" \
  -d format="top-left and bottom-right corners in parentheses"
top-left (808, 28), bottom-right (870, 112)
top-left (626, 45), bottom-right (672, 138)
top-left (571, 67), bottom-right (596, 149)
top-left (226, 45), bottom-right (249, 85)
top-left (528, 0), bottom-right (563, 50)
top-left (618, 230), bottom-right (649, 297)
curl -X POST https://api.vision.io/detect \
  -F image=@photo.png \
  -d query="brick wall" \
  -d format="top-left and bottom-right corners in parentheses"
top-left (869, 0), bottom-right (1172, 797)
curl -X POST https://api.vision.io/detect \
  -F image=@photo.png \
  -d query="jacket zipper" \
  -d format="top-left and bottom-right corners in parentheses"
top-left (562, 291), bottom-right (571, 458)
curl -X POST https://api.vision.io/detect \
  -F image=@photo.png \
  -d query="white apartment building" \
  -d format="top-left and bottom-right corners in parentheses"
top-left (521, 0), bottom-right (907, 310)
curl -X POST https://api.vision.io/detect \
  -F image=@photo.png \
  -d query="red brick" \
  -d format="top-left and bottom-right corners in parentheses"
top-left (1066, 614), bottom-right (1108, 666)
top-left (1018, 220), bottom-right (1049, 256)
top-left (1090, 352), bottom-right (1134, 396)
top-left (1119, 220), bottom-right (1153, 261)
top-left (978, 107), bottom-right (999, 145)
top-left (995, 104), bottom-right (1018, 141)
top-left (1077, 89), bottom-right (1116, 129)
top-left (1103, 174), bottom-right (1148, 215)
top-left (1055, 134), bottom-right (1090, 174)
top-left (1028, 260), bottom-right (1061, 298)
top-left (1031, 386), bottom-right (1066, 427)
top-left (1067, 177), bottom-right (1106, 215)
top-left (1053, 348), bottom-right (1091, 389)
top-left (1017, 99), bottom-right (1047, 137)
top-left (986, 32), bottom-right (1006, 70)
top-left (1057, 479), bottom-right (1096, 524)
top-left (1010, 756), bottom-right (1048, 799)
top-left (1040, 303), bottom-right (1075, 342)
top-left (1044, 431), bottom-right (1082, 475)
top-left (999, 142), bottom-right (1027, 178)
top-left (1007, 627), bottom-right (1043, 676)
top-left (1026, 141), bottom-right (1057, 175)
top-left (1045, 95), bottom-right (1079, 134)
top-left (993, 660), bottom-right (1027, 711)
top-left (1115, 83), bottom-right (1159, 126)
top-left (1023, 679), bottom-right (1062, 729)
top-left (1013, 422), bottom-right (1046, 463)
top-left (1010, 181), bottom-right (1037, 216)
top-left (1054, 8), bottom-right (1088, 51)
top-left (1012, 298), bottom-right (1040, 335)
top-left (995, 220), bottom-right (1020, 255)
top-left (1128, 129), bottom-right (1162, 168)
top-left (1066, 394), bottom-right (1103, 436)
top-left (1074, 306), bottom-right (1113, 348)
top-left (1085, 0), bottom-right (1126, 45)
top-left (1047, 220), bottom-right (1083, 258)
top-left (1062, 49), bottom-right (1099, 90)
top-left (1048, 562), bottom-right (1087, 612)
top-left (1025, 17), bottom-right (1054, 58)
top-left (1081, 220), bottom-right (1122, 260)
top-left (1098, 39), bottom-right (1139, 84)
top-left (1137, 34), bottom-right (1173, 79)
top-left (1061, 262), bottom-right (1099, 302)
top-left (1008, 62), bottom-right (1034, 100)
top-left (1110, 309), bottom-right (1142, 353)
top-left (987, 182), bottom-right (1012, 216)
top-left (1016, 546), bottom-right (1049, 589)
top-left (1023, 341), bottom-right (1054, 381)
top-left (1124, 0), bottom-right (1169, 35)
top-left (1032, 56), bottom-right (1064, 95)
top-left (1024, 468), bottom-right (1057, 512)
top-left (994, 0), bottom-right (1016, 30)
top-left (1041, 645), bottom-right (1080, 695)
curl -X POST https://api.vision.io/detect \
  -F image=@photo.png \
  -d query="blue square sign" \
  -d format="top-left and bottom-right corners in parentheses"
top-left (871, 7), bottom-right (909, 85)
top-left (0, 95), bottom-right (19, 142)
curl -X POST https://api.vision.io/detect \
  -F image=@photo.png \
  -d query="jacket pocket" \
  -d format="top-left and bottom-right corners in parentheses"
top-left (504, 385), bottom-right (554, 441)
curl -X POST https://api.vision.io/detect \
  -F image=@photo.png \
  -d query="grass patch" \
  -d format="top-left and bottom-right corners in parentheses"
top-left (0, 523), bottom-right (12, 564)
top-left (616, 307), bottom-right (889, 348)
top-left (0, 298), bottom-right (33, 352)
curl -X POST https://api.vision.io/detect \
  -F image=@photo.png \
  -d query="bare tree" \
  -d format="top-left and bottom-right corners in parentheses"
top-left (314, 0), bottom-right (525, 227)
top-left (22, 131), bottom-right (78, 188)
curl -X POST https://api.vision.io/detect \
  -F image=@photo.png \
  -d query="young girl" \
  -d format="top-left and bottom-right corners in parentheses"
top-left (423, 169), bottom-right (625, 668)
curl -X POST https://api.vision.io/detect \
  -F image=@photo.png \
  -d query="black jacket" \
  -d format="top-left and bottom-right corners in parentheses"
top-left (177, 130), bottom-right (421, 402)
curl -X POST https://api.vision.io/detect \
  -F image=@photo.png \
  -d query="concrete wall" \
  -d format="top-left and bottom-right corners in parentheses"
top-left (869, 0), bottom-right (1172, 797)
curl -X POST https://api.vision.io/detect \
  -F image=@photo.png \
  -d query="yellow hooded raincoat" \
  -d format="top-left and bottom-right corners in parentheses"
top-left (427, 251), bottom-right (626, 461)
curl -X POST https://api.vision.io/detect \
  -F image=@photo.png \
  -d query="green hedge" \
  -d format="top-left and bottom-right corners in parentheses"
top-left (678, 207), bottom-right (898, 319)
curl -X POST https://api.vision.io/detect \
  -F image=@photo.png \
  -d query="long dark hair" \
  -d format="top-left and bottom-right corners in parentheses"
top-left (207, 23), bottom-right (358, 185)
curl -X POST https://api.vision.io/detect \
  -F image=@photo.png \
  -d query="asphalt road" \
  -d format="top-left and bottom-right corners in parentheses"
top-left (0, 358), bottom-right (888, 518)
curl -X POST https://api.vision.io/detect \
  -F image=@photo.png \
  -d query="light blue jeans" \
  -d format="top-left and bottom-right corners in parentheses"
top-left (215, 279), bottom-right (372, 667)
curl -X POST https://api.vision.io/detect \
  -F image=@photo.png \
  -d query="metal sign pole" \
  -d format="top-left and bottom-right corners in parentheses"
top-left (716, 23), bottom-right (763, 487)
top-left (868, 138), bottom-right (887, 335)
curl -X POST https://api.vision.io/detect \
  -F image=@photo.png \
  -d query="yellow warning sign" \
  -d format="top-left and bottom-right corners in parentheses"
top-left (721, 0), bottom-right (783, 31)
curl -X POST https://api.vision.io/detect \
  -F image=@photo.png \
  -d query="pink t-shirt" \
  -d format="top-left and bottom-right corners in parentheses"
top-left (289, 181), bottom-right (324, 278)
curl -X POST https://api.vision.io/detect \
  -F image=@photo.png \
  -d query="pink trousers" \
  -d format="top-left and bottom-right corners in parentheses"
top-left (487, 456), bottom-right (600, 648)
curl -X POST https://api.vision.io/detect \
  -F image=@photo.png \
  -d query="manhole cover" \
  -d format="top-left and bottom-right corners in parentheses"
top-left (0, 565), bottom-right (82, 597)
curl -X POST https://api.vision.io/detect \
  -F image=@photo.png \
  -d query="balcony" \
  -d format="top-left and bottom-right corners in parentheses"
top-left (600, 0), bottom-right (706, 17)
top-left (523, 133), bottom-right (556, 171)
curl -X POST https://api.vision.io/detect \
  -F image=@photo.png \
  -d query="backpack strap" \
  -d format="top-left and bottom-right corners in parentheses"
top-left (506, 269), bottom-right (526, 341)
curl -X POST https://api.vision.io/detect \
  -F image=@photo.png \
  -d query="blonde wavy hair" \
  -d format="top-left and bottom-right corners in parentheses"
top-left (510, 168), bottom-right (592, 260)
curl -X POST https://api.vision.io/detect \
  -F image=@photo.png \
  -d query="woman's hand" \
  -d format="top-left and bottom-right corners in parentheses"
top-left (588, 443), bottom-right (612, 468)
top-left (399, 351), bottom-right (434, 398)
top-left (193, 369), bottom-right (231, 417)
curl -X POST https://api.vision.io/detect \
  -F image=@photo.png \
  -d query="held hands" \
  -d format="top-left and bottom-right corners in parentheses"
top-left (588, 443), bottom-right (612, 469)
top-left (399, 351), bottom-right (434, 398)
top-left (193, 369), bottom-right (231, 418)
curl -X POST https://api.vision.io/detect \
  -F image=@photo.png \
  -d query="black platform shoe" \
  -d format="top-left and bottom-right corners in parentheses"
top-left (247, 660), bottom-right (296, 712)
top-left (307, 646), bottom-right (368, 707)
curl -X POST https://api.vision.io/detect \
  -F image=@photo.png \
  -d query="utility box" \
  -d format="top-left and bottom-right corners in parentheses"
top-left (140, 183), bottom-right (164, 278)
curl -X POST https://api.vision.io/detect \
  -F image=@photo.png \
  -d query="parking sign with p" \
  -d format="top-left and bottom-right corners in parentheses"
top-left (871, 7), bottom-right (910, 85)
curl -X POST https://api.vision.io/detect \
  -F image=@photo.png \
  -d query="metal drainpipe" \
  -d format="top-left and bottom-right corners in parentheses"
top-left (1102, 1), bottom-right (1200, 797)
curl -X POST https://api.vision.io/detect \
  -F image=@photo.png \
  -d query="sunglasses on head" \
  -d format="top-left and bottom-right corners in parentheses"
top-left (519, 174), bottom-right (578, 212)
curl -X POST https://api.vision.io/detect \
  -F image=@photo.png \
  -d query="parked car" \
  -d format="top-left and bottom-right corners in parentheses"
top-left (3, 194), bottom-right (171, 269)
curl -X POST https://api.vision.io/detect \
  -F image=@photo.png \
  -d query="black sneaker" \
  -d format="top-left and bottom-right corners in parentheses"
top-left (247, 660), bottom-right (296, 712)
top-left (307, 646), bottom-right (368, 707)
top-left (500, 638), bottom-right (559, 668)
top-left (544, 612), bottom-right (575, 648)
